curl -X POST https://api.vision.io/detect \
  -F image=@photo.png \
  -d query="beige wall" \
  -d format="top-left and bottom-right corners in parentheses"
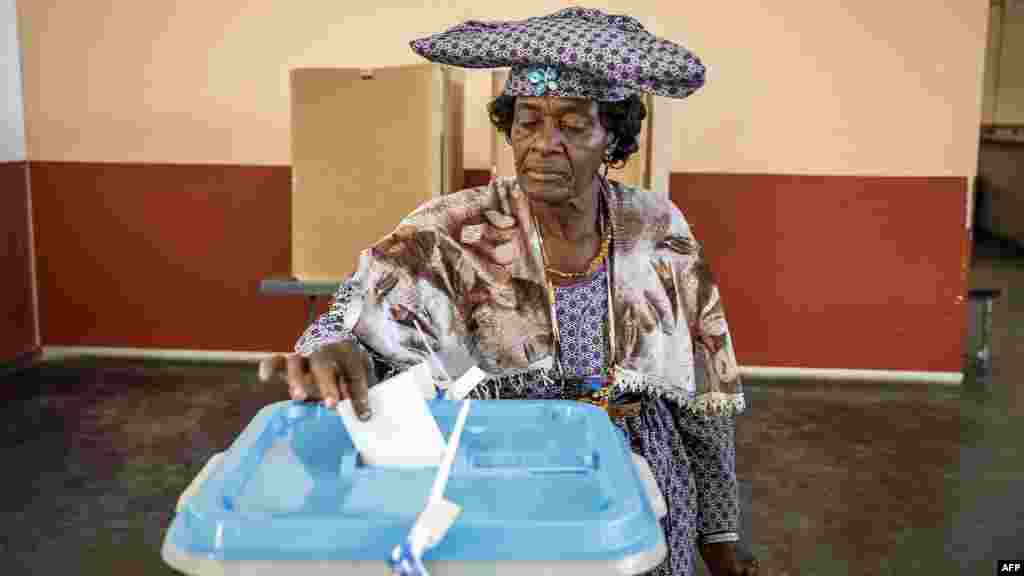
top-left (18, 0), bottom-right (563, 166)
top-left (19, 0), bottom-right (988, 178)
top-left (661, 1), bottom-right (987, 177)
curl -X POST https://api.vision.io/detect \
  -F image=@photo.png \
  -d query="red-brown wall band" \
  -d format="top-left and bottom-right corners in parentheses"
top-left (671, 173), bottom-right (967, 373)
top-left (30, 162), bottom-right (308, 352)
top-left (29, 162), bottom-right (966, 371)
top-left (1, 161), bottom-right (36, 363)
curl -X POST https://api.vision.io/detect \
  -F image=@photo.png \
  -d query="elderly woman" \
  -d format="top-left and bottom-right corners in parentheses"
top-left (265, 8), bottom-right (757, 576)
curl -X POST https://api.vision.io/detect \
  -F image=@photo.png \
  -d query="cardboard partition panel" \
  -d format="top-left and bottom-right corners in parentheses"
top-left (290, 64), bottom-right (464, 281)
top-left (488, 70), bottom-right (668, 198)
top-left (444, 68), bottom-right (466, 195)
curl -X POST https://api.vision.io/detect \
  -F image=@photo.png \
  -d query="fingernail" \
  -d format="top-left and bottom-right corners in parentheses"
top-left (325, 398), bottom-right (336, 409)
top-left (358, 408), bottom-right (372, 422)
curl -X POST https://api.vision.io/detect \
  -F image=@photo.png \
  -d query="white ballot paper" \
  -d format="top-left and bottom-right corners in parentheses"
top-left (336, 361), bottom-right (445, 468)
top-left (445, 366), bottom-right (488, 401)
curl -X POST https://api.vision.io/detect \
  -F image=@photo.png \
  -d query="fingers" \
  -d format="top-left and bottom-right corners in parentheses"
top-left (278, 344), bottom-right (375, 422)
top-left (306, 342), bottom-right (376, 421)
top-left (285, 355), bottom-right (314, 402)
top-left (309, 349), bottom-right (342, 409)
top-left (310, 360), bottom-right (341, 409)
top-left (341, 358), bottom-right (373, 422)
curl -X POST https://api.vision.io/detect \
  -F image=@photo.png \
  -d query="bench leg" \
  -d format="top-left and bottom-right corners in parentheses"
top-left (977, 299), bottom-right (993, 365)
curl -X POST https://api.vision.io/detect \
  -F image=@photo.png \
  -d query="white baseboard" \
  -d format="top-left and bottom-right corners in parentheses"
top-left (40, 347), bottom-right (964, 385)
top-left (740, 365), bottom-right (963, 385)
top-left (40, 346), bottom-right (286, 363)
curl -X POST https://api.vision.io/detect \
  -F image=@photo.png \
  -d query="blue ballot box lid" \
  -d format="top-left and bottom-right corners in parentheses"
top-left (165, 399), bottom-right (663, 563)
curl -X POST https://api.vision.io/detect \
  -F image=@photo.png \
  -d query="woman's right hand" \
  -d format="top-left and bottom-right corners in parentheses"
top-left (259, 341), bottom-right (376, 421)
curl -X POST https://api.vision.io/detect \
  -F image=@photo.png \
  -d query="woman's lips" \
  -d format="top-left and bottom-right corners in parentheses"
top-left (526, 170), bottom-right (568, 181)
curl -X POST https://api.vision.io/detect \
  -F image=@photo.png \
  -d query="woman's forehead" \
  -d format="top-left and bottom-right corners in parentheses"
top-left (515, 96), bottom-right (596, 114)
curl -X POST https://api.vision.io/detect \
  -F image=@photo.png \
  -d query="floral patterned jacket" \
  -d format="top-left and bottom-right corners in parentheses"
top-left (296, 177), bottom-right (745, 418)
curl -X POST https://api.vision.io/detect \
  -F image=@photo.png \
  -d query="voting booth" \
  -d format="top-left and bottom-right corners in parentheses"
top-left (290, 64), bottom-right (465, 281)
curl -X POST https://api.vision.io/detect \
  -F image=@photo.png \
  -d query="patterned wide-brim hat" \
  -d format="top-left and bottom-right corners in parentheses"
top-left (410, 7), bottom-right (706, 102)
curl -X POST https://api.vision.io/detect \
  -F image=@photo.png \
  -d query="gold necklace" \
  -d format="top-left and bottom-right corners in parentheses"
top-left (543, 227), bottom-right (611, 280)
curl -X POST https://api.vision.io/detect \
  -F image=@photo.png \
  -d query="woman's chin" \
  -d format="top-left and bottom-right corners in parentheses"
top-left (519, 178), bottom-right (574, 203)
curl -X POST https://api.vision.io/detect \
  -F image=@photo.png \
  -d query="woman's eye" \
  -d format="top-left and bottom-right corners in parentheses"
top-left (561, 117), bottom-right (588, 132)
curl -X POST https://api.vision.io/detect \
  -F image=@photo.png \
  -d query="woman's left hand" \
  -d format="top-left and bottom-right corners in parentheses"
top-left (699, 541), bottom-right (760, 576)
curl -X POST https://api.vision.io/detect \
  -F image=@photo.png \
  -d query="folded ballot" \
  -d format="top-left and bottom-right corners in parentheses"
top-left (336, 362), bottom-right (446, 468)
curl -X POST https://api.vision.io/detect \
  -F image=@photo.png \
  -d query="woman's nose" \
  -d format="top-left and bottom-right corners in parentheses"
top-left (533, 121), bottom-right (564, 153)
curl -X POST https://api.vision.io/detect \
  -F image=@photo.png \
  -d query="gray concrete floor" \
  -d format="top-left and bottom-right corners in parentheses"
top-left (1, 235), bottom-right (1021, 575)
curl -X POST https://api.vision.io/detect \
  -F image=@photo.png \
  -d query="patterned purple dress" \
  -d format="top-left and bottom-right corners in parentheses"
top-left (464, 265), bottom-right (740, 576)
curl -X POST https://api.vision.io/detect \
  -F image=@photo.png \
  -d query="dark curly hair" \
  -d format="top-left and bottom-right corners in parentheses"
top-left (487, 94), bottom-right (647, 169)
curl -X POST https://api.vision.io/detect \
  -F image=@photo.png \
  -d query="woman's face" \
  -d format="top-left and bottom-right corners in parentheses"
top-left (510, 96), bottom-right (610, 206)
